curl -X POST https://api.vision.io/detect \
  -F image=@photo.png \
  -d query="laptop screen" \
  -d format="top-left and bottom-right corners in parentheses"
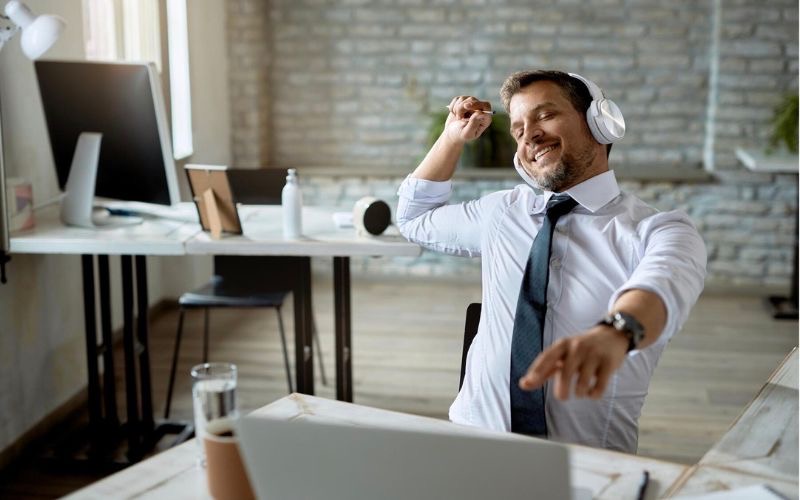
top-left (236, 415), bottom-right (572, 500)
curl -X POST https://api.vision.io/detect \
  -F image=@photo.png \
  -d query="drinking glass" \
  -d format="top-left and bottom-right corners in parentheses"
top-left (191, 362), bottom-right (238, 464)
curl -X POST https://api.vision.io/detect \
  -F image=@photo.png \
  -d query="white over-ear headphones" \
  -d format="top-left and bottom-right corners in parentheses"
top-left (567, 72), bottom-right (625, 144)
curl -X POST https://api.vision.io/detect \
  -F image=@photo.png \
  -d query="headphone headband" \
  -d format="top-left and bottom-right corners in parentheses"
top-left (567, 72), bottom-right (604, 101)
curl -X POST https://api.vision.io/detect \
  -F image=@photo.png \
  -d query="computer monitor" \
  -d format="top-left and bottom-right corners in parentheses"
top-left (34, 60), bottom-right (181, 227)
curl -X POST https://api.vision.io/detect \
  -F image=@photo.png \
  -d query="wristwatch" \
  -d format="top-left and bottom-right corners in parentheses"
top-left (598, 311), bottom-right (645, 352)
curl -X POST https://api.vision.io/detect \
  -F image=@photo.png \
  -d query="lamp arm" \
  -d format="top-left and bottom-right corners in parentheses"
top-left (0, 81), bottom-right (9, 284)
top-left (0, 14), bottom-right (18, 45)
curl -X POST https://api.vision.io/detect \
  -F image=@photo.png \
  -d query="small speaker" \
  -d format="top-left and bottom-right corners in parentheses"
top-left (353, 197), bottom-right (391, 236)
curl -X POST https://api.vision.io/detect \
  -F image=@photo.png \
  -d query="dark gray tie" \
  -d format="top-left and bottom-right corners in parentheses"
top-left (510, 194), bottom-right (578, 435)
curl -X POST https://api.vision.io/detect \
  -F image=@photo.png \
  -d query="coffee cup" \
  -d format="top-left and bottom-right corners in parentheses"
top-left (203, 418), bottom-right (255, 500)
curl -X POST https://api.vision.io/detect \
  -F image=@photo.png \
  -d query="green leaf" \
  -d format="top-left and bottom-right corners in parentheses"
top-left (768, 92), bottom-right (799, 155)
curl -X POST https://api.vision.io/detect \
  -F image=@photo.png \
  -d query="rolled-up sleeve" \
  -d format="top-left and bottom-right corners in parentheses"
top-left (608, 210), bottom-right (707, 346)
top-left (396, 175), bottom-right (504, 257)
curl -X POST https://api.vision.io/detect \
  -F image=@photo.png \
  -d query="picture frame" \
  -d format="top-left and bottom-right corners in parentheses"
top-left (185, 164), bottom-right (242, 239)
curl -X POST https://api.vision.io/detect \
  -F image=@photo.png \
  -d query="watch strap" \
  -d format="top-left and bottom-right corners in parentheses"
top-left (598, 311), bottom-right (645, 352)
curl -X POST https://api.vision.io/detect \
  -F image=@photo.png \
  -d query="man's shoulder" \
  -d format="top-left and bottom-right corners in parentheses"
top-left (613, 190), bottom-right (700, 234)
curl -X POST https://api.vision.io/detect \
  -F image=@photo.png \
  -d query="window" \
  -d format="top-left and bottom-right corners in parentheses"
top-left (165, 0), bottom-right (192, 159)
top-left (82, 0), bottom-right (193, 159)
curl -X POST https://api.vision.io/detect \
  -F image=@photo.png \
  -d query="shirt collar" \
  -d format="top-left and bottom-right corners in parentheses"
top-left (534, 170), bottom-right (620, 214)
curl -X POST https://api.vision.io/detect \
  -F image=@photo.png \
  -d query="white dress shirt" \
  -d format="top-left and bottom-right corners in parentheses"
top-left (396, 170), bottom-right (706, 453)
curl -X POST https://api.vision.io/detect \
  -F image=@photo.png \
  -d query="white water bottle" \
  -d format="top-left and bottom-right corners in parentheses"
top-left (282, 168), bottom-right (303, 239)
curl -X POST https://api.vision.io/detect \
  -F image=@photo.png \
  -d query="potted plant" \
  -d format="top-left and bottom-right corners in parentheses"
top-left (426, 110), bottom-right (515, 168)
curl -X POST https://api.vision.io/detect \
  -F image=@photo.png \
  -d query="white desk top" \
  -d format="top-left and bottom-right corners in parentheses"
top-left (735, 148), bottom-right (798, 174)
top-left (9, 205), bottom-right (196, 256)
top-left (10, 205), bottom-right (422, 258)
top-left (66, 394), bottom-right (687, 500)
top-left (185, 205), bottom-right (422, 257)
top-left (66, 348), bottom-right (799, 500)
top-left (667, 348), bottom-right (799, 498)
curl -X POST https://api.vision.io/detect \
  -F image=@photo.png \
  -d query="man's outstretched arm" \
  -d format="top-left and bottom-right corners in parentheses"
top-left (519, 289), bottom-right (667, 400)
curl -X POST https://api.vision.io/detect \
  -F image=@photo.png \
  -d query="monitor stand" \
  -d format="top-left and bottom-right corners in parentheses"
top-left (61, 132), bottom-right (142, 228)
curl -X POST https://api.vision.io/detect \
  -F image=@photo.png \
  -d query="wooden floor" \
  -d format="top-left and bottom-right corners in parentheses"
top-left (0, 274), bottom-right (797, 497)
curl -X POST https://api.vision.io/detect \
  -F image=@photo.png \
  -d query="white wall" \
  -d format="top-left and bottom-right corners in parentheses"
top-left (0, 0), bottom-right (228, 454)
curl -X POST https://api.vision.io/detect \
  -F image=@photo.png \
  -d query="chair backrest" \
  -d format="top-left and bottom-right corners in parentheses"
top-left (227, 168), bottom-right (287, 205)
top-left (215, 168), bottom-right (291, 285)
top-left (460, 303), bottom-right (482, 390)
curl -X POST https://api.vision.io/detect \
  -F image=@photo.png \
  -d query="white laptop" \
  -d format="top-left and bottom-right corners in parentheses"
top-left (236, 415), bottom-right (575, 500)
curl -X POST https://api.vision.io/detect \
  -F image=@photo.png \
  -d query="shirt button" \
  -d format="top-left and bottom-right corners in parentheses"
top-left (551, 258), bottom-right (561, 269)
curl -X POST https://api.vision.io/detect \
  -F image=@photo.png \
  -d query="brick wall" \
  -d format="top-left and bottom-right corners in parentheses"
top-left (227, 0), bottom-right (271, 168)
top-left (713, 0), bottom-right (798, 168)
top-left (226, 0), bottom-right (799, 290)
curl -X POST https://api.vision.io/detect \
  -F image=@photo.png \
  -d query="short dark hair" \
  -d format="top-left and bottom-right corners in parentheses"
top-left (499, 70), bottom-right (612, 157)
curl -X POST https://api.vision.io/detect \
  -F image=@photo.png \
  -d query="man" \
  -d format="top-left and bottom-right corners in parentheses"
top-left (396, 70), bottom-right (706, 453)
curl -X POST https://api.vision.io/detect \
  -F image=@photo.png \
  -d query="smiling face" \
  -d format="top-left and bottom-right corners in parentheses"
top-left (509, 80), bottom-right (607, 192)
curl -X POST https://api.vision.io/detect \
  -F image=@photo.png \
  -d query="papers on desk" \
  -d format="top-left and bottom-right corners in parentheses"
top-left (101, 201), bottom-right (200, 223)
top-left (675, 484), bottom-right (788, 499)
top-left (332, 211), bottom-right (354, 228)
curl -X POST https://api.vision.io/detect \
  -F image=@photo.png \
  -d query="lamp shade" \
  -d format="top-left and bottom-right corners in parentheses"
top-left (4, 0), bottom-right (65, 60)
top-left (20, 14), bottom-right (65, 59)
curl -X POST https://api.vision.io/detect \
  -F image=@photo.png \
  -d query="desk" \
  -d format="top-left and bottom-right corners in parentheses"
top-left (9, 204), bottom-right (420, 462)
top-left (63, 348), bottom-right (800, 499)
top-left (64, 394), bottom-right (688, 500)
top-left (666, 348), bottom-right (798, 498)
top-left (186, 205), bottom-right (422, 401)
top-left (11, 206), bottom-right (198, 462)
top-left (736, 147), bottom-right (798, 319)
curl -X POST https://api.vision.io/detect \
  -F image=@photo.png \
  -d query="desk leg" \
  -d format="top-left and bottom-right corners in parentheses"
top-left (81, 255), bottom-right (103, 445)
top-left (135, 256), bottom-right (155, 432)
top-left (120, 255), bottom-right (142, 460)
top-left (333, 257), bottom-right (352, 402)
top-left (294, 257), bottom-right (314, 394)
top-left (97, 255), bottom-right (119, 428)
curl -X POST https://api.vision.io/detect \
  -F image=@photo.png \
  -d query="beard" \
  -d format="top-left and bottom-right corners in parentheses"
top-left (523, 141), bottom-right (597, 192)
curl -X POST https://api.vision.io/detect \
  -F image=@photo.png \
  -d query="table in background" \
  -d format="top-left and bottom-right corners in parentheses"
top-left (185, 205), bottom-right (422, 401)
top-left (9, 204), bottom-right (420, 464)
top-left (736, 148), bottom-right (798, 319)
top-left (10, 205), bottom-right (198, 463)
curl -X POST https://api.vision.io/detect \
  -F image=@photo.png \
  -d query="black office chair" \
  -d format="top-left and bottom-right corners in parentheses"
top-left (163, 168), bottom-right (327, 419)
top-left (460, 303), bottom-right (482, 390)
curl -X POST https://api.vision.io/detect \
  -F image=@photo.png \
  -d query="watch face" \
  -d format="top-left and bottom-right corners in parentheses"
top-left (604, 312), bottom-right (645, 350)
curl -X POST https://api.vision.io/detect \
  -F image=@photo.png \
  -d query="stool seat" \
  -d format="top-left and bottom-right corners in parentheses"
top-left (179, 279), bottom-right (288, 309)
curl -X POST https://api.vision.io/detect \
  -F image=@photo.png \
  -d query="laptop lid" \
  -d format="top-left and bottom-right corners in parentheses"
top-left (236, 415), bottom-right (571, 500)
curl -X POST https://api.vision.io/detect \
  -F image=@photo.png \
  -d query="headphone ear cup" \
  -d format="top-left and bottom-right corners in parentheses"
top-left (587, 98), bottom-right (625, 144)
top-left (585, 104), bottom-right (607, 144)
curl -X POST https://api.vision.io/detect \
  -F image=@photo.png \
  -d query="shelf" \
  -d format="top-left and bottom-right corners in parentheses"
top-left (735, 148), bottom-right (798, 174)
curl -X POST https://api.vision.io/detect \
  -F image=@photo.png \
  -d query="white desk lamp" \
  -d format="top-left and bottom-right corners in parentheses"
top-left (0, 0), bottom-right (64, 282)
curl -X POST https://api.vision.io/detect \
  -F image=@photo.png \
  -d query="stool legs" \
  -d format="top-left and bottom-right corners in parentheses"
top-left (165, 305), bottom-right (327, 418)
top-left (164, 309), bottom-right (186, 419)
top-left (311, 317), bottom-right (328, 386)
top-left (276, 306), bottom-right (293, 393)
top-left (202, 308), bottom-right (210, 363)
